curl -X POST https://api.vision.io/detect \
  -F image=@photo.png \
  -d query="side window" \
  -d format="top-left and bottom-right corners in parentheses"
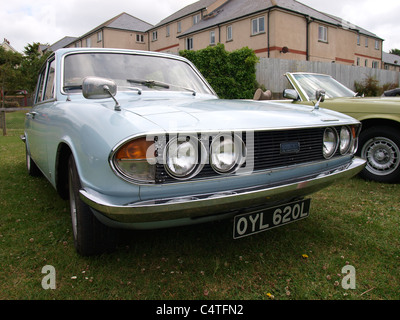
top-left (34, 58), bottom-right (56, 104)
top-left (34, 68), bottom-right (46, 104)
top-left (44, 60), bottom-right (55, 100)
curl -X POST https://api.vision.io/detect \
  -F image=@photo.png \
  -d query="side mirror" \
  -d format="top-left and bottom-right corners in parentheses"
top-left (82, 77), bottom-right (117, 99)
top-left (283, 89), bottom-right (299, 100)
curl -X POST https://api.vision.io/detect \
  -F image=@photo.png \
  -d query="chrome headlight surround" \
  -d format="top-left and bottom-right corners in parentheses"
top-left (163, 134), bottom-right (207, 180)
top-left (110, 136), bottom-right (156, 184)
top-left (339, 126), bottom-right (353, 155)
top-left (323, 127), bottom-right (339, 159)
top-left (210, 133), bottom-right (247, 174)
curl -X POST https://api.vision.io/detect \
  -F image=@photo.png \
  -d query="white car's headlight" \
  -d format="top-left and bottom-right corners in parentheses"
top-left (164, 135), bottom-right (205, 180)
top-left (323, 127), bottom-right (338, 159)
top-left (210, 133), bottom-right (246, 174)
top-left (112, 137), bottom-right (156, 183)
top-left (339, 126), bottom-right (352, 155)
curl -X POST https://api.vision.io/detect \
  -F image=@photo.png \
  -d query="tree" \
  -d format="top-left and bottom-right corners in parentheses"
top-left (19, 42), bottom-right (51, 93)
top-left (389, 48), bottom-right (400, 56)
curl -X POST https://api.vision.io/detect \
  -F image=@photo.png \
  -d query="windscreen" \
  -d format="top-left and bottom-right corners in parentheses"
top-left (63, 52), bottom-right (214, 95)
top-left (292, 73), bottom-right (356, 100)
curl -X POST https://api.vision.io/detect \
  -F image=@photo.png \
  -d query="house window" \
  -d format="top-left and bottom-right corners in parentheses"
top-left (357, 34), bottom-right (360, 46)
top-left (372, 61), bottom-right (379, 69)
top-left (193, 14), bottom-right (200, 25)
top-left (177, 21), bottom-right (182, 33)
top-left (74, 42), bottom-right (81, 48)
top-left (357, 57), bottom-right (360, 66)
top-left (252, 16), bottom-right (265, 35)
top-left (365, 37), bottom-right (368, 47)
top-left (97, 31), bottom-right (102, 43)
top-left (186, 38), bottom-right (193, 50)
top-left (365, 59), bottom-right (368, 67)
top-left (227, 25), bottom-right (233, 41)
top-left (166, 25), bottom-right (170, 37)
top-left (318, 25), bottom-right (328, 42)
top-left (136, 34), bottom-right (144, 43)
top-left (375, 40), bottom-right (379, 50)
top-left (210, 31), bottom-right (215, 45)
top-left (86, 38), bottom-right (91, 47)
top-left (152, 31), bottom-right (158, 41)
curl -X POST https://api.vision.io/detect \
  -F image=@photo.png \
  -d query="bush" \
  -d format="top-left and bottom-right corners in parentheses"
top-left (354, 76), bottom-right (398, 97)
top-left (180, 44), bottom-right (259, 99)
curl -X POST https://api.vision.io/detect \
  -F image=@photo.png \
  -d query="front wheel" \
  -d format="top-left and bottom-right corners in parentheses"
top-left (358, 126), bottom-right (400, 183)
top-left (68, 155), bottom-right (118, 256)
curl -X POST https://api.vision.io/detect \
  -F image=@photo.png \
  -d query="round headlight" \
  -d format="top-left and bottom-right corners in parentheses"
top-left (210, 133), bottom-right (246, 174)
top-left (339, 126), bottom-right (352, 155)
top-left (164, 135), bottom-right (204, 179)
top-left (112, 137), bottom-right (156, 183)
top-left (323, 127), bottom-right (338, 159)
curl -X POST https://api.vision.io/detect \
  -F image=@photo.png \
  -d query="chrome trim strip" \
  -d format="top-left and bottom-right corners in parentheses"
top-left (80, 157), bottom-right (366, 224)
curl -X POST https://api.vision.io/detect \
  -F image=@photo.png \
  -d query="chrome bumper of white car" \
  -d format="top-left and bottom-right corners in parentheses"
top-left (79, 157), bottom-right (366, 225)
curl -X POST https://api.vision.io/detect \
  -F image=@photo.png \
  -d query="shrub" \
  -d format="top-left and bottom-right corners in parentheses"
top-left (354, 75), bottom-right (398, 97)
top-left (180, 44), bottom-right (259, 99)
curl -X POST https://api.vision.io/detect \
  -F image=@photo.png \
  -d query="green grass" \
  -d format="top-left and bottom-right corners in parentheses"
top-left (1, 111), bottom-right (399, 300)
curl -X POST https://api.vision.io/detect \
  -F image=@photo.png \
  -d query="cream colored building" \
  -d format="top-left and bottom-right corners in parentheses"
top-left (149, 0), bottom-right (383, 68)
top-left (66, 12), bottom-right (153, 51)
top-left (52, 0), bottom-right (384, 68)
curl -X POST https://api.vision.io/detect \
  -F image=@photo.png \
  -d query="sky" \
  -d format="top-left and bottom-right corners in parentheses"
top-left (1, 0), bottom-right (400, 53)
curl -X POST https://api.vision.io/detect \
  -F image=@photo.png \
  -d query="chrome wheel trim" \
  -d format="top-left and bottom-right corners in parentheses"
top-left (362, 137), bottom-right (400, 176)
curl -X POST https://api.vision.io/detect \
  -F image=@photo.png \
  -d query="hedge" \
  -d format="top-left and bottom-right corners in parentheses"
top-left (180, 44), bottom-right (259, 99)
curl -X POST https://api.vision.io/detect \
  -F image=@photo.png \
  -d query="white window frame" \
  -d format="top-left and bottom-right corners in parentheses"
top-left (97, 31), bottom-right (102, 43)
top-left (252, 16), bottom-right (265, 35)
top-left (177, 21), bottom-right (182, 33)
top-left (318, 25), bottom-right (328, 42)
top-left (166, 25), bottom-right (170, 37)
top-left (227, 25), bottom-right (233, 41)
top-left (193, 14), bottom-right (200, 25)
top-left (152, 31), bottom-right (158, 41)
top-left (136, 34), bottom-right (144, 43)
top-left (375, 40), bottom-right (379, 50)
top-left (85, 38), bottom-right (91, 47)
top-left (210, 31), bottom-right (216, 45)
top-left (186, 37), bottom-right (193, 50)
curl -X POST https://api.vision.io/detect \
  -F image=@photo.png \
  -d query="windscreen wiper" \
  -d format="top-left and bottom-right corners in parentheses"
top-left (127, 79), bottom-right (196, 96)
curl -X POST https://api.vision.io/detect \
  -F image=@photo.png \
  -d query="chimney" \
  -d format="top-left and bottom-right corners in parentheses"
top-left (204, 0), bottom-right (230, 16)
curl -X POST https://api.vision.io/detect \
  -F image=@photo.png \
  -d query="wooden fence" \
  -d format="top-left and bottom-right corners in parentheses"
top-left (256, 58), bottom-right (400, 97)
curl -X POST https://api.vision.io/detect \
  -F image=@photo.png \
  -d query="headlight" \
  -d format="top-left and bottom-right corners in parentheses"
top-left (164, 135), bottom-right (205, 180)
top-left (112, 137), bottom-right (156, 183)
top-left (210, 133), bottom-right (246, 174)
top-left (339, 126), bottom-right (352, 155)
top-left (323, 127), bottom-right (338, 159)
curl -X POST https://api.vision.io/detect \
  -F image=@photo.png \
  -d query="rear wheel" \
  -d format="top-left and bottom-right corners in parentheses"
top-left (68, 155), bottom-right (118, 256)
top-left (358, 126), bottom-right (400, 183)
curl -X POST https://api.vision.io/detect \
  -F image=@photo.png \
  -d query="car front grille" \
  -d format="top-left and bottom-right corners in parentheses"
top-left (155, 127), bottom-right (332, 184)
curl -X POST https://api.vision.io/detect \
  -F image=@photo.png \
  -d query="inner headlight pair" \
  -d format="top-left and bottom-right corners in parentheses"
top-left (323, 126), bottom-right (357, 159)
top-left (112, 133), bottom-right (247, 183)
top-left (165, 133), bottom-right (246, 180)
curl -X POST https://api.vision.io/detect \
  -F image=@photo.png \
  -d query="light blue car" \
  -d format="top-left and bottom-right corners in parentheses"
top-left (23, 48), bottom-right (365, 255)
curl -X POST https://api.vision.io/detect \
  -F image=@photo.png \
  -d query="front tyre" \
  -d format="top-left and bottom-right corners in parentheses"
top-left (358, 126), bottom-right (400, 183)
top-left (68, 155), bottom-right (118, 256)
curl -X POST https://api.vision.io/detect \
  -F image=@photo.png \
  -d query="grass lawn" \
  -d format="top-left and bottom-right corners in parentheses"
top-left (1, 111), bottom-right (399, 300)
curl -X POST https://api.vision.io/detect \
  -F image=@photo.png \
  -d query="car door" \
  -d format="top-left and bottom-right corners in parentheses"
top-left (25, 57), bottom-right (56, 176)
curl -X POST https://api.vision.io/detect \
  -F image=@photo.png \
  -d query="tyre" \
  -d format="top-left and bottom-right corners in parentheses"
top-left (25, 144), bottom-right (42, 177)
top-left (68, 155), bottom-right (118, 256)
top-left (358, 126), bottom-right (400, 183)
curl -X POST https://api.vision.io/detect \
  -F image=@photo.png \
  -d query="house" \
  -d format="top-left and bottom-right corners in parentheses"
top-left (149, 0), bottom-right (383, 67)
top-left (1, 38), bottom-right (18, 53)
top-left (382, 52), bottom-right (400, 72)
top-left (66, 12), bottom-right (153, 51)
top-left (51, 0), bottom-right (384, 68)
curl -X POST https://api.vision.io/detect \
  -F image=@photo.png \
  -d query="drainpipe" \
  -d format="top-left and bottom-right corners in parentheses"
top-left (305, 15), bottom-right (311, 61)
top-left (267, 10), bottom-right (270, 58)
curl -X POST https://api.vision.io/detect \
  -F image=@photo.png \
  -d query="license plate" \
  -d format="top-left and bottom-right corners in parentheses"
top-left (233, 199), bottom-right (311, 239)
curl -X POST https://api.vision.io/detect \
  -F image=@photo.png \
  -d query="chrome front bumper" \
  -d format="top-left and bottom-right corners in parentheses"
top-left (80, 157), bottom-right (366, 224)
